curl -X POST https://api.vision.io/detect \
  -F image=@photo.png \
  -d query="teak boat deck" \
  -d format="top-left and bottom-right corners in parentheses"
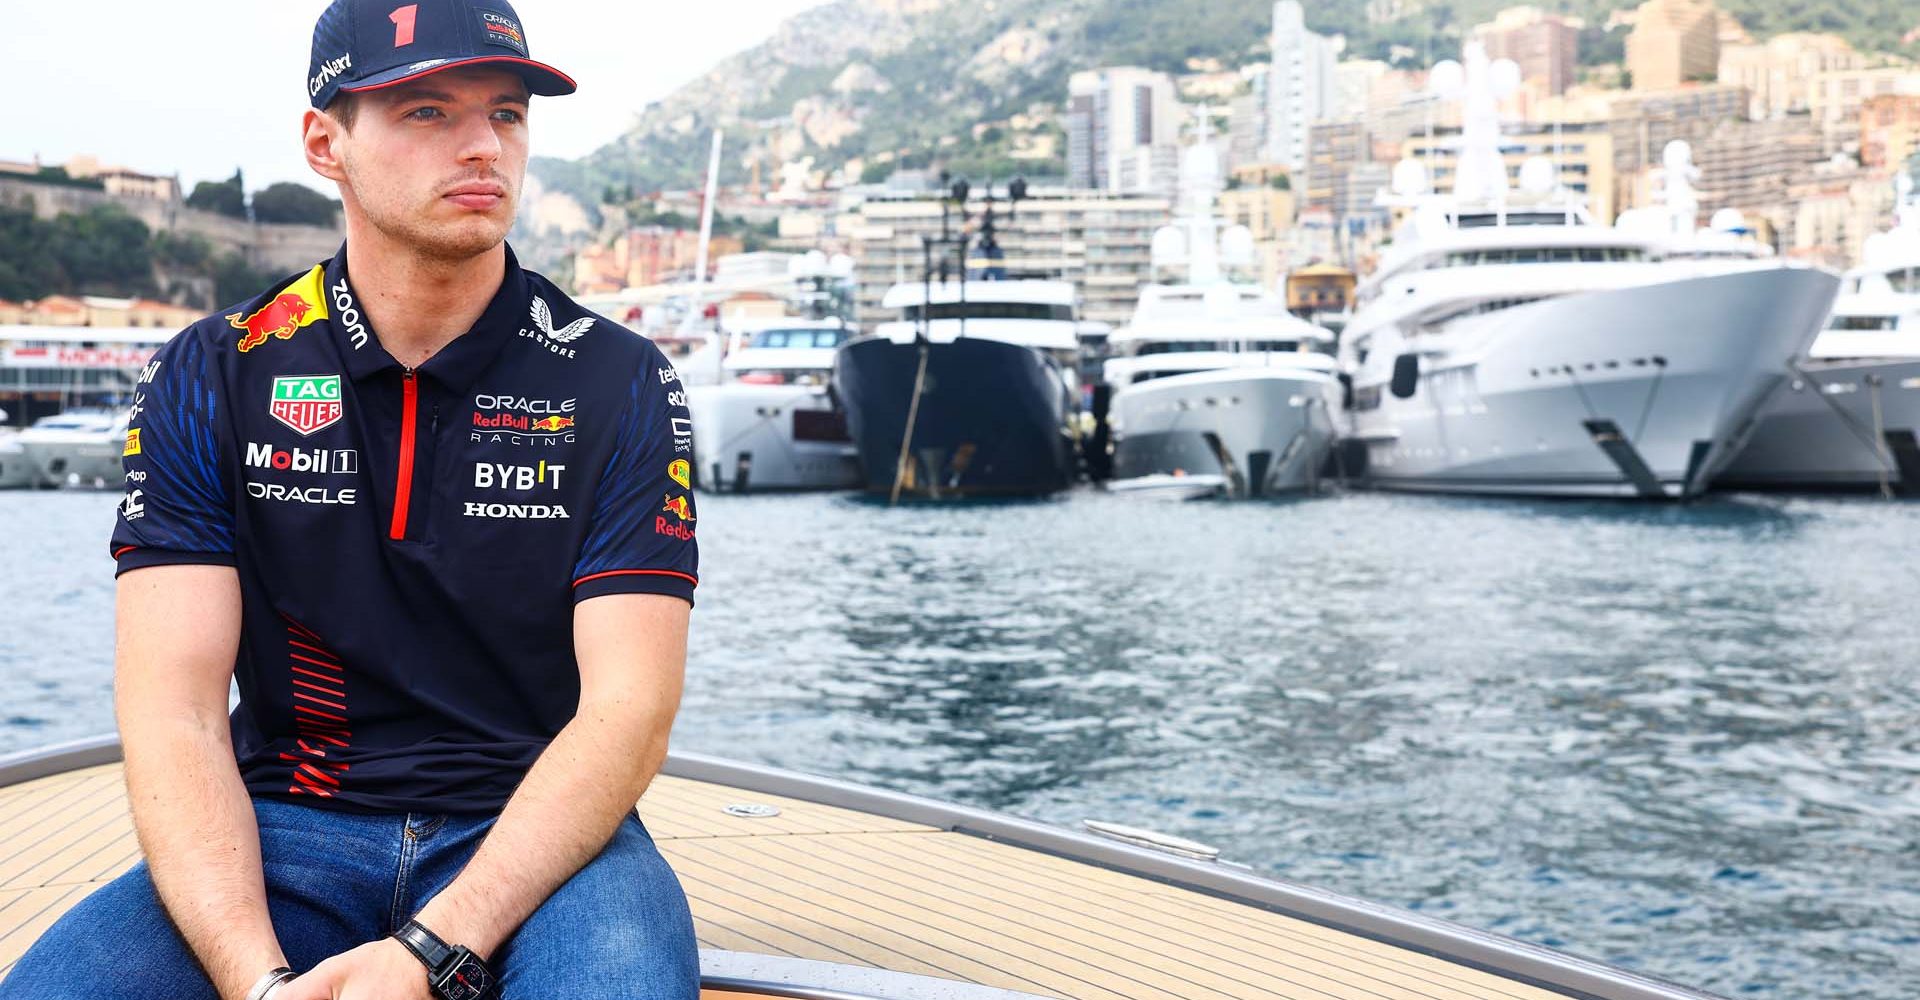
top-left (0, 743), bottom-right (1715, 1000)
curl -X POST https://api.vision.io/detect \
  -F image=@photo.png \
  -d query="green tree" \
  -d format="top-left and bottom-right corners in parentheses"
top-left (0, 203), bottom-right (58, 300)
top-left (152, 231), bottom-right (214, 271)
top-left (212, 252), bottom-right (274, 307)
top-left (187, 169), bottom-right (247, 219)
top-left (46, 205), bottom-right (157, 297)
top-left (251, 182), bottom-right (340, 226)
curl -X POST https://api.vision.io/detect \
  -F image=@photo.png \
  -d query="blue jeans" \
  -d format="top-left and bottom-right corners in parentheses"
top-left (0, 798), bottom-right (698, 999)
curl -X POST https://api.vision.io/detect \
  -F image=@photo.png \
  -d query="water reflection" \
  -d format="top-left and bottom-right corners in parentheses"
top-left (3, 487), bottom-right (1917, 998)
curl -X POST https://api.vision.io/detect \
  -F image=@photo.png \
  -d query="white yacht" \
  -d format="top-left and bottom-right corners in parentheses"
top-left (16, 407), bottom-right (129, 489)
top-left (1341, 44), bottom-right (1839, 499)
top-left (1103, 142), bottom-right (1340, 499)
top-left (1717, 175), bottom-right (1920, 492)
top-left (687, 316), bottom-right (861, 492)
top-left (0, 413), bottom-right (37, 489)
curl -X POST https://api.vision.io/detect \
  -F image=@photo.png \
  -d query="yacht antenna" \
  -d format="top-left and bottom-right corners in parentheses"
top-left (1422, 16), bottom-right (1433, 196)
top-left (680, 129), bottom-right (723, 378)
top-left (1554, 114), bottom-right (1566, 223)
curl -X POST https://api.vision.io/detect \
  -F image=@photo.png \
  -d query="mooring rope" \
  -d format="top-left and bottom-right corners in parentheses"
top-left (890, 341), bottom-right (932, 505)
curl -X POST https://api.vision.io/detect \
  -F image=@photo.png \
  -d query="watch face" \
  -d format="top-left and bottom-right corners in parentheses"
top-left (436, 955), bottom-right (493, 1000)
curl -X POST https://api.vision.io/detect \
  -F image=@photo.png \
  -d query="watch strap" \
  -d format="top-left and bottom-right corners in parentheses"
top-left (394, 919), bottom-right (454, 973)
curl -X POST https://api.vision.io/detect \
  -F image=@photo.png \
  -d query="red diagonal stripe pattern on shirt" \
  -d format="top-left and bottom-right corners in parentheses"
top-left (279, 614), bottom-right (351, 798)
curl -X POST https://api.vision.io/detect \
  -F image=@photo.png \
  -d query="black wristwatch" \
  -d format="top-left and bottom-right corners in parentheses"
top-left (393, 919), bottom-right (496, 1000)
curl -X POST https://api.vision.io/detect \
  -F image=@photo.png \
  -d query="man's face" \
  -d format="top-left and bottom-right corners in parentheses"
top-left (332, 67), bottom-right (531, 261)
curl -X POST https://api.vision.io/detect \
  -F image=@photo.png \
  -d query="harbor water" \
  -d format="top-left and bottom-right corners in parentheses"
top-left (1, 488), bottom-right (1915, 999)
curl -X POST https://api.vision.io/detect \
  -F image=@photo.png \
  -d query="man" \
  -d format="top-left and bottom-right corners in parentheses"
top-left (0, 2), bottom-right (701, 998)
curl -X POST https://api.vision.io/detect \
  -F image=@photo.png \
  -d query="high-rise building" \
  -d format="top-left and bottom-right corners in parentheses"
top-left (1604, 83), bottom-right (1747, 214)
top-left (1473, 7), bottom-right (1580, 97)
top-left (1717, 33), bottom-right (1861, 120)
top-left (1780, 159), bottom-right (1899, 267)
top-left (1683, 115), bottom-right (1825, 225)
top-left (1809, 65), bottom-right (1920, 157)
top-left (846, 188), bottom-right (1172, 326)
top-left (1067, 67), bottom-right (1184, 195)
top-left (1227, 74), bottom-right (1269, 172)
top-left (1625, 0), bottom-right (1721, 91)
top-left (1266, 1), bottom-right (1337, 172)
top-left (1305, 119), bottom-right (1371, 217)
top-left (1332, 60), bottom-right (1390, 120)
top-left (1404, 123), bottom-right (1619, 223)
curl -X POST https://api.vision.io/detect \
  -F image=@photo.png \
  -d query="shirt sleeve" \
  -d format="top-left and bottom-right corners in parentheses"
top-left (110, 329), bottom-right (236, 575)
top-left (572, 351), bottom-right (699, 605)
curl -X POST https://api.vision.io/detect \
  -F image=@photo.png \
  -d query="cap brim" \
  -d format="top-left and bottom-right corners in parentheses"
top-left (341, 55), bottom-right (576, 98)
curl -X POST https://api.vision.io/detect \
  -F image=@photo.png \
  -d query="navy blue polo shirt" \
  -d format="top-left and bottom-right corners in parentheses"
top-left (109, 244), bottom-right (699, 813)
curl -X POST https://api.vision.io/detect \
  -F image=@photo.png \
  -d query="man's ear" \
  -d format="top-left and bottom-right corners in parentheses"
top-left (303, 109), bottom-right (348, 185)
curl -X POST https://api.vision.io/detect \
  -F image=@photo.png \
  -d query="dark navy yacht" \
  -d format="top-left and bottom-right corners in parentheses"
top-left (833, 183), bottom-right (1084, 498)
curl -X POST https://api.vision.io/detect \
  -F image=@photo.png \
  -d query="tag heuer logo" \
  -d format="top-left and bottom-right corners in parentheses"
top-left (269, 375), bottom-right (343, 436)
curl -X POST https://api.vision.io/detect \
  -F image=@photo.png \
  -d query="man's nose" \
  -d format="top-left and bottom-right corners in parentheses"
top-left (455, 111), bottom-right (504, 166)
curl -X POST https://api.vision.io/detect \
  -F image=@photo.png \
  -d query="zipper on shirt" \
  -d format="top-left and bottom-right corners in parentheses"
top-left (390, 367), bottom-right (418, 541)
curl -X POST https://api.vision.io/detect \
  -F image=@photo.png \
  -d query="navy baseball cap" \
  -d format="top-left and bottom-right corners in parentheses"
top-left (308, 0), bottom-right (576, 110)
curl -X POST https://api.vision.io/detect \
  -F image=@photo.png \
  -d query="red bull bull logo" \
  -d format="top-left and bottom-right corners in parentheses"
top-left (661, 493), bottom-right (695, 522)
top-left (529, 415), bottom-right (575, 433)
top-left (229, 266), bottom-right (329, 353)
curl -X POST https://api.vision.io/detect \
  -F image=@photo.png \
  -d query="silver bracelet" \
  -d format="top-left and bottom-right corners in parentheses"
top-left (245, 967), bottom-right (297, 1000)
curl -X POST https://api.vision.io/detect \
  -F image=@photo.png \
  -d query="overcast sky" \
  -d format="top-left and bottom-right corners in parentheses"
top-left (4, 0), bottom-right (829, 195)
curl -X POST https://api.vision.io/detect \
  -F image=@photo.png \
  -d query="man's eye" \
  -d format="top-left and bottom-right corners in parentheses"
top-left (406, 107), bottom-right (444, 121)
top-left (493, 110), bottom-right (525, 124)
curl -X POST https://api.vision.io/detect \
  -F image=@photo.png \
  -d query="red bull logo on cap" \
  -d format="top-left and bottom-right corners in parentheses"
top-left (230, 266), bottom-right (329, 353)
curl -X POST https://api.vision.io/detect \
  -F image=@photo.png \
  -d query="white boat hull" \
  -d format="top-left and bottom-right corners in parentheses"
top-left (1109, 368), bottom-right (1341, 497)
top-left (1103, 472), bottom-right (1230, 500)
top-left (18, 435), bottom-right (123, 489)
top-left (0, 436), bottom-right (38, 489)
top-left (1716, 357), bottom-right (1920, 491)
top-left (1348, 268), bottom-right (1838, 498)
top-left (687, 383), bottom-right (860, 492)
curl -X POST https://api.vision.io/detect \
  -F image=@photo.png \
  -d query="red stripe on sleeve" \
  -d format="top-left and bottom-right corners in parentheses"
top-left (572, 568), bottom-right (698, 589)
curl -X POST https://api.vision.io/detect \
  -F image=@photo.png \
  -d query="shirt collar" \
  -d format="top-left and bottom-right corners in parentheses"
top-left (324, 243), bottom-right (529, 396)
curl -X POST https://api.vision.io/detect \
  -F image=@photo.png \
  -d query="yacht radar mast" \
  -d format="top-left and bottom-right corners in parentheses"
top-left (1148, 108), bottom-right (1254, 287)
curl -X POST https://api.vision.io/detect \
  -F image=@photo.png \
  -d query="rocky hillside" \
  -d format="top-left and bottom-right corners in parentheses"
top-left (530, 0), bottom-right (1918, 207)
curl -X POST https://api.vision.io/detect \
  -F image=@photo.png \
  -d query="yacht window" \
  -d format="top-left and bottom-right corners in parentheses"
top-left (1137, 340), bottom-right (1229, 355)
top-left (1421, 296), bottom-right (1547, 330)
top-left (1133, 340), bottom-right (1304, 356)
top-left (1890, 268), bottom-right (1920, 294)
top-left (1829, 315), bottom-right (1898, 331)
top-left (1442, 247), bottom-right (1642, 267)
top-left (751, 328), bottom-right (849, 349)
top-left (901, 302), bottom-right (1074, 321)
top-left (1131, 370), bottom-right (1204, 384)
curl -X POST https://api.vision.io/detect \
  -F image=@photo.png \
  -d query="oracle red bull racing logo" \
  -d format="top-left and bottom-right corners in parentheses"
top-left (470, 393), bottom-right (578, 445)
top-left (656, 493), bottom-right (696, 540)
top-left (230, 266), bottom-right (329, 353)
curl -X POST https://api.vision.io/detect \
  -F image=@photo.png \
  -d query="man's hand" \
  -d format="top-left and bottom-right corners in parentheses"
top-left (276, 938), bottom-right (430, 1000)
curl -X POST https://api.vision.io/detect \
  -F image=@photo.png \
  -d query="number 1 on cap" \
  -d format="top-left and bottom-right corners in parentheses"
top-left (390, 4), bottom-right (419, 47)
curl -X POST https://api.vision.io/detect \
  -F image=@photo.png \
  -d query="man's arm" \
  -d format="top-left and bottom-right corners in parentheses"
top-left (116, 564), bottom-right (287, 1000)
top-left (416, 592), bottom-right (689, 949)
top-left (281, 592), bottom-right (688, 998)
